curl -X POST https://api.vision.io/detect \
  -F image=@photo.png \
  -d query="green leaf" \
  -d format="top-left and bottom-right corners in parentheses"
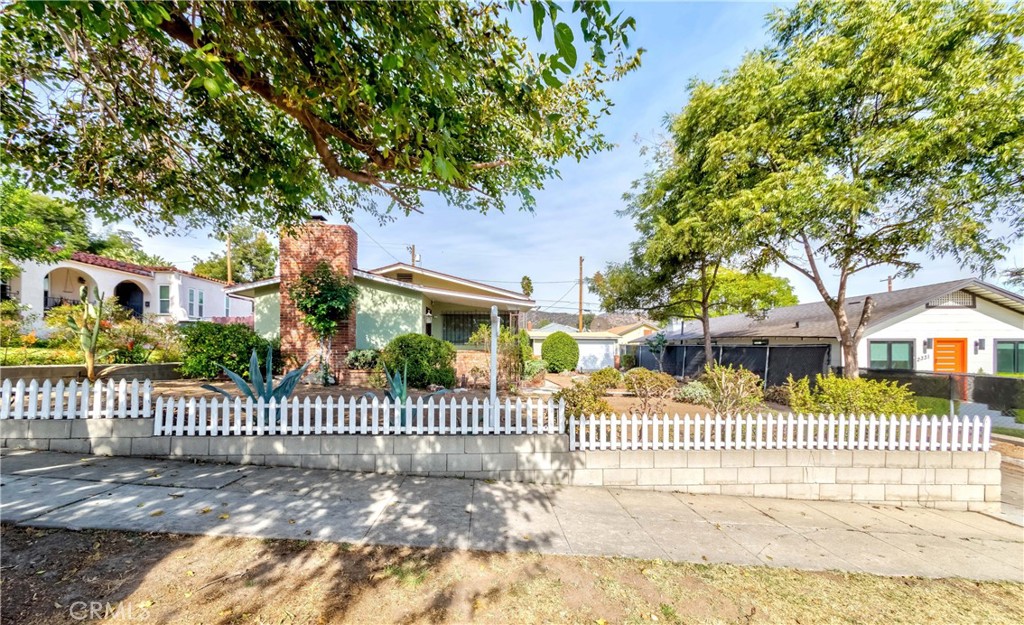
top-left (202, 77), bottom-right (221, 98)
top-left (553, 23), bottom-right (577, 68)
top-left (531, 1), bottom-right (545, 40)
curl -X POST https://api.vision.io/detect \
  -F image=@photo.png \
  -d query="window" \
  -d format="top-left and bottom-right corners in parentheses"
top-left (869, 340), bottom-right (914, 370)
top-left (187, 289), bottom-right (195, 317)
top-left (224, 295), bottom-right (231, 317)
top-left (995, 340), bottom-right (1024, 374)
top-left (158, 285), bottom-right (170, 314)
top-left (441, 311), bottom-right (514, 344)
top-left (197, 291), bottom-right (204, 318)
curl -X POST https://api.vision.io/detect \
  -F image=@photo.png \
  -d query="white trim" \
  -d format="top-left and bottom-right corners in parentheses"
top-left (368, 263), bottom-right (533, 302)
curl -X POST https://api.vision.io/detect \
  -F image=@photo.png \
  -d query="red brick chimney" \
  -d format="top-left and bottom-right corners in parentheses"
top-left (279, 218), bottom-right (358, 376)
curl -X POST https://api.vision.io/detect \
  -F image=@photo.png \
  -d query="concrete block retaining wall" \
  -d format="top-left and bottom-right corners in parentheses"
top-left (1, 418), bottom-right (1001, 511)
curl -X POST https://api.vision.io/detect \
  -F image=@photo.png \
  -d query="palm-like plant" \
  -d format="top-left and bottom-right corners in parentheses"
top-left (66, 286), bottom-right (112, 381)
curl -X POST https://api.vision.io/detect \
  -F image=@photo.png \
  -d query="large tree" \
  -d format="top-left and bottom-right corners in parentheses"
top-left (1, 1), bottom-right (642, 231)
top-left (682, 0), bottom-right (1024, 377)
top-left (192, 225), bottom-right (278, 283)
top-left (0, 171), bottom-right (90, 279)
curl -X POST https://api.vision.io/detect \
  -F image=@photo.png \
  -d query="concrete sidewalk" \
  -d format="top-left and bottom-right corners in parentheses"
top-left (2, 449), bottom-right (1021, 582)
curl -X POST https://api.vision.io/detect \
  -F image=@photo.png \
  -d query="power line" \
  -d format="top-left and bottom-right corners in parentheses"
top-left (535, 280), bottom-right (580, 312)
top-left (351, 221), bottom-right (402, 264)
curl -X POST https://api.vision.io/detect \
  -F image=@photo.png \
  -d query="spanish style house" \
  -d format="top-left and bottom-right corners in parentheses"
top-left (5, 252), bottom-right (253, 331)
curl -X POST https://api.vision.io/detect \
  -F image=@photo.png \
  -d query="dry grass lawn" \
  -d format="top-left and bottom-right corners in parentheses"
top-left (3, 525), bottom-right (1022, 625)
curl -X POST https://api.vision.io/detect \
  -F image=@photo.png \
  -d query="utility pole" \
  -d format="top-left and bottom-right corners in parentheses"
top-left (880, 275), bottom-right (893, 292)
top-left (578, 256), bottom-right (584, 332)
top-left (408, 244), bottom-right (417, 266)
top-left (225, 233), bottom-right (233, 285)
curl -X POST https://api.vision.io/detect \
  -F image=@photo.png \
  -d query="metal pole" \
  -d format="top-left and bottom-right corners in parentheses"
top-left (490, 305), bottom-right (499, 426)
top-left (578, 256), bottom-right (584, 332)
top-left (763, 345), bottom-right (770, 389)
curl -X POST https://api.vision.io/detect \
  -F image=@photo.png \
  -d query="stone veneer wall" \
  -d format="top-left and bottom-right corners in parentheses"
top-left (1, 419), bottom-right (1001, 512)
top-left (279, 220), bottom-right (358, 375)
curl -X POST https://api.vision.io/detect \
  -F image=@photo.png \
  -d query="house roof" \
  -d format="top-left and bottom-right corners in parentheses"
top-left (527, 329), bottom-right (621, 341)
top-left (66, 251), bottom-right (229, 285)
top-left (69, 252), bottom-right (155, 277)
top-left (633, 278), bottom-right (1024, 344)
top-left (367, 262), bottom-right (532, 301)
top-left (530, 322), bottom-right (579, 334)
top-left (605, 321), bottom-right (661, 336)
top-left (224, 268), bottom-right (536, 310)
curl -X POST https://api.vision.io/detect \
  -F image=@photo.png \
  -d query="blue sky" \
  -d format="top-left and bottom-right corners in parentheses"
top-left (129, 1), bottom-right (1022, 312)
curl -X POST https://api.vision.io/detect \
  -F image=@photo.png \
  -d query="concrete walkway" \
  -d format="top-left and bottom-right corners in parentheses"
top-left (2, 449), bottom-right (1022, 582)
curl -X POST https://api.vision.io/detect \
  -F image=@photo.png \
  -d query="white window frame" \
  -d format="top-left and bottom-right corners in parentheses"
top-left (187, 288), bottom-right (195, 318)
top-left (197, 290), bottom-right (204, 318)
top-left (224, 294), bottom-right (231, 317)
top-left (158, 285), bottom-right (170, 314)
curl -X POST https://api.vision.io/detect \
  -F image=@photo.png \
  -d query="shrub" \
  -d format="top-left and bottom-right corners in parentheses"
top-left (0, 300), bottom-right (36, 348)
top-left (763, 385), bottom-right (790, 406)
top-left (523, 359), bottom-right (548, 380)
top-left (700, 363), bottom-right (764, 415)
top-left (675, 380), bottom-right (713, 406)
top-left (785, 373), bottom-right (918, 415)
top-left (619, 353), bottom-right (637, 370)
top-left (380, 333), bottom-right (456, 389)
top-left (517, 329), bottom-right (532, 365)
top-left (178, 322), bottom-right (273, 379)
top-left (623, 368), bottom-right (677, 414)
top-left (554, 379), bottom-right (612, 417)
top-left (589, 367), bottom-right (623, 393)
top-left (541, 331), bottom-right (579, 372)
top-left (346, 349), bottom-right (380, 370)
top-left (0, 347), bottom-right (83, 366)
top-left (467, 323), bottom-right (523, 388)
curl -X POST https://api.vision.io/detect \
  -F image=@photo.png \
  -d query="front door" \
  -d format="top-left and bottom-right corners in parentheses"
top-left (933, 338), bottom-right (967, 373)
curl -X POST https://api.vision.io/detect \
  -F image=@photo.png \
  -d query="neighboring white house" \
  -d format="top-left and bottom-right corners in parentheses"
top-left (639, 278), bottom-right (1024, 381)
top-left (4, 251), bottom-right (253, 333)
top-left (527, 328), bottom-right (621, 372)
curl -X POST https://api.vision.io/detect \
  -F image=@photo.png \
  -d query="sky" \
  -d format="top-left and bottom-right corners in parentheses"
top-left (124, 1), bottom-right (1023, 314)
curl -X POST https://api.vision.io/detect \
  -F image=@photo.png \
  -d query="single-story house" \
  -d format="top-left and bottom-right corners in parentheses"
top-left (632, 278), bottom-right (1024, 385)
top-left (5, 252), bottom-right (253, 332)
top-left (606, 321), bottom-right (661, 346)
top-left (527, 329), bottom-right (621, 372)
top-left (224, 220), bottom-right (535, 374)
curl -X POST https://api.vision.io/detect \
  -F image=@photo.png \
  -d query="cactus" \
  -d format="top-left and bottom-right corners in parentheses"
top-left (365, 363), bottom-right (448, 426)
top-left (66, 287), bottom-right (111, 381)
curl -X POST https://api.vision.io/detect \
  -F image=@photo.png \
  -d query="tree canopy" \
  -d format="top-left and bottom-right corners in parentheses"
top-left (610, 0), bottom-right (1023, 376)
top-left (192, 225), bottom-right (278, 283)
top-left (2, 1), bottom-right (642, 231)
top-left (0, 171), bottom-right (90, 279)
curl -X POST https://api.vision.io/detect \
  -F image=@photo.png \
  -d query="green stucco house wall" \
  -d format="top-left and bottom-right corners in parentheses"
top-left (244, 277), bottom-right (424, 349)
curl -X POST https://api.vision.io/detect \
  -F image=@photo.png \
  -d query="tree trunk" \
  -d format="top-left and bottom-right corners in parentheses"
top-left (829, 297), bottom-right (874, 379)
top-left (701, 312), bottom-right (713, 365)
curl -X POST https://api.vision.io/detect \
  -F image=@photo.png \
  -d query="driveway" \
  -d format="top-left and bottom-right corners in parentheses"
top-left (1, 449), bottom-right (1021, 581)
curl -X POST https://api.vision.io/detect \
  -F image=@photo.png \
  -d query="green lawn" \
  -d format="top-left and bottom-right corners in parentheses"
top-left (915, 396), bottom-right (959, 416)
top-left (0, 346), bottom-right (83, 366)
top-left (992, 426), bottom-right (1024, 439)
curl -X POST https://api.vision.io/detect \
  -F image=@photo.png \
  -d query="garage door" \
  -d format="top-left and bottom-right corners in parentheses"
top-left (577, 340), bottom-right (617, 372)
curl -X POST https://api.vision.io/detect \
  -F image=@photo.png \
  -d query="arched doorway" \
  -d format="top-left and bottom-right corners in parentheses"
top-left (114, 281), bottom-right (145, 318)
top-left (43, 267), bottom-right (96, 310)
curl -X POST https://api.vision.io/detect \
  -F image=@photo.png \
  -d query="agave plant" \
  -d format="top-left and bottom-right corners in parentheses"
top-left (366, 363), bottom-right (447, 426)
top-left (202, 347), bottom-right (311, 413)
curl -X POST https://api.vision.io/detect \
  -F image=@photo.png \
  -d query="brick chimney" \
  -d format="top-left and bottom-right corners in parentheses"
top-left (279, 218), bottom-right (358, 376)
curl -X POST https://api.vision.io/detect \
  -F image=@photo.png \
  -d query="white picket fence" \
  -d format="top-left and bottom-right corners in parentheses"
top-left (569, 413), bottom-right (992, 452)
top-left (152, 396), bottom-right (565, 436)
top-left (1, 378), bottom-right (152, 420)
top-left (0, 378), bottom-right (995, 452)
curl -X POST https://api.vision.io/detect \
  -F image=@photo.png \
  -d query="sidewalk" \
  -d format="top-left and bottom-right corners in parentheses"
top-left (2, 448), bottom-right (1021, 581)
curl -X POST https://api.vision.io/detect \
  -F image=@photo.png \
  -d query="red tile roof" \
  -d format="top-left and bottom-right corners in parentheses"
top-left (69, 252), bottom-right (154, 277)
top-left (68, 252), bottom-right (228, 284)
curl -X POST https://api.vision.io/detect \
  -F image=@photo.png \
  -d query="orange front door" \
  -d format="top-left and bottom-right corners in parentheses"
top-left (933, 338), bottom-right (967, 373)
